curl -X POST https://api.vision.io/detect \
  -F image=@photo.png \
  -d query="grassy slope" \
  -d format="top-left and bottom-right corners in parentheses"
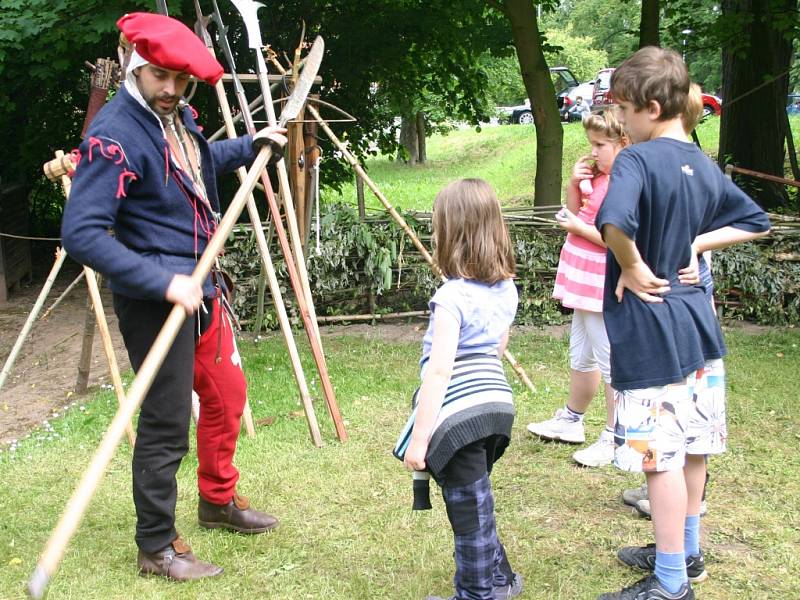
top-left (0, 328), bottom-right (797, 599)
top-left (322, 114), bottom-right (800, 214)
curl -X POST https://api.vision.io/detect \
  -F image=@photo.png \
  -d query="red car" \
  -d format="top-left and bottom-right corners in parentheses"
top-left (592, 67), bottom-right (721, 117)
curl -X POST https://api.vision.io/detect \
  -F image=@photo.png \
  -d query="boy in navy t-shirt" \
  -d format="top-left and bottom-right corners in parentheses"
top-left (595, 47), bottom-right (770, 600)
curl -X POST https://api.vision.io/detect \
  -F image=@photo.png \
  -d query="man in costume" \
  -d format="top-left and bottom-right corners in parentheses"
top-left (62, 12), bottom-right (287, 581)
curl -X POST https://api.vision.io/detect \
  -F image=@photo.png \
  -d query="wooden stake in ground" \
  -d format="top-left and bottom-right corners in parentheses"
top-left (50, 151), bottom-right (136, 445)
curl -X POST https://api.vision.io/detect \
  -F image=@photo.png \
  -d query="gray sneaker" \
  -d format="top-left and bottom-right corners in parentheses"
top-left (494, 573), bottom-right (524, 599)
top-left (597, 574), bottom-right (695, 599)
top-left (622, 483), bottom-right (648, 507)
top-left (635, 498), bottom-right (708, 518)
top-left (617, 544), bottom-right (708, 583)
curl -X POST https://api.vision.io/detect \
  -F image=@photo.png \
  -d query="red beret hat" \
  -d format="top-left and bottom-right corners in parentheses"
top-left (117, 12), bottom-right (224, 85)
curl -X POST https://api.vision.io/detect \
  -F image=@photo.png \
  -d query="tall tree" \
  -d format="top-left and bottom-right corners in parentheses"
top-left (639, 0), bottom-right (660, 47)
top-left (503, 0), bottom-right (563, 206)
top-left (718, 0), bottom-right (797, 209)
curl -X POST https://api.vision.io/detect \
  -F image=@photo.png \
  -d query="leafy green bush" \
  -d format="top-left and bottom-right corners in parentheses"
top-left (714, 238), bottom-right (800, 324)
top-left (221, 204), bottom-right (798, 329)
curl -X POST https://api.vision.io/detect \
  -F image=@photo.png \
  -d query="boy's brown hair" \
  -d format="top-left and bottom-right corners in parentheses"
top-left (611, 46), bottom-right (689, 121)
top-left (432, 178), bottom-right (516, 285)
top-left (583, 105), bottom-right (629, 146)
top-left (682, 82), bottom-right (703, 134)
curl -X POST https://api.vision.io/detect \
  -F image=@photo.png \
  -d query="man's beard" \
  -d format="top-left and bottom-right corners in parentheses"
top-left (144, 91), bottom-right (179, 116)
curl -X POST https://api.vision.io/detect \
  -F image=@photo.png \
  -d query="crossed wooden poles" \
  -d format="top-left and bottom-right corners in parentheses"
top-left (267, 56), bottom-right (538, 395)
top-left (0, 151), bottom-right (137, 446)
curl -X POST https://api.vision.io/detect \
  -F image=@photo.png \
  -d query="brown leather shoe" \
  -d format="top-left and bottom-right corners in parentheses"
top-left (198, 492), bottom-right (279, 534)
top-left (137, 536), bottom-right (223, 581)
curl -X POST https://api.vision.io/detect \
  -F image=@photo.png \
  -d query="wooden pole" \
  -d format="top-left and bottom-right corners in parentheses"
top-left (288, 104), bottom-right (307, 250)
top-left (28, 144), bottom-right (274, 600)
top-left (302, 100), bottom-right (537, 394)
top-left (74, 290), bottom-right (96, 394)
top-left (210, 43), bottom-right (344, 442)
top-left (0, 247), bottom-right (68, 393)
top-left (209, 74), bottom-right (323, 447)
top-left (84, 269), bottom-right (136, 445)
top-left (253, 51), bottom-right (323, 346)
top-left (41, 271), bottom-right (85, 321)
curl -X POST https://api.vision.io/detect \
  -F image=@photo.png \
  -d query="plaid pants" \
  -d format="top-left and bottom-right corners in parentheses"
top-left (442, 473), bottom-right (513, 600)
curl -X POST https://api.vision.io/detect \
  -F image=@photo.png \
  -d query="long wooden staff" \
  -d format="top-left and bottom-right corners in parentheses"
top-left (210, 3), bottom-right (346, 441)
top-left (26, 54), bottom-right (320, 594)
top-left (268, 58), bottom-right (536, 394)
top-left (230, 0), bottom-right (322, 344)
top-left (193, 0), bottom-right (322, 446)
top-left (28, 146), bottom-right (271, 600)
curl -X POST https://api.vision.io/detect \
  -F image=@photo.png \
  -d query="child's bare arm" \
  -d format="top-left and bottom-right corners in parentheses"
top-left (403, 308), bottom-right (459, 471)
top-left (566, 155), bottom-right (593, 214)
top-left (603, 224), bottom-right (670, 303)
top-left (692, 226), bottom-right (770, 255)
top-left (497, 329), bottom-right (510, 357)
top-left (556, 209), bottom-right (606, 247)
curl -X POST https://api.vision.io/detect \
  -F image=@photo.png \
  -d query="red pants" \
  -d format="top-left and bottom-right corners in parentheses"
top-left (194, 297), bottom-right (247, 504)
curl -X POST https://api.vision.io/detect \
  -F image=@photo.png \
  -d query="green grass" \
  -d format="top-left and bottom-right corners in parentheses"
top-left (0, 327), bottom-right (798, 599)
top-left (323, 114), bottom-right (800, 213)
top-left (323, 118), bottom-right (724, 212)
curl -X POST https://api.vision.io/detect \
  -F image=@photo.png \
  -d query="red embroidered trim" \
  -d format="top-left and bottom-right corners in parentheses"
top-left (87, 137), bottom-right (125, 165)
top-left (187, 104), bottom-right (203, 132)
top-left (116, 170), bottom-right (138, 199)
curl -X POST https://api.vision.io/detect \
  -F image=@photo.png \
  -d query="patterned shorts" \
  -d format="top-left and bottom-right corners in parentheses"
top-left (613, 359), bottom-right (727, 473)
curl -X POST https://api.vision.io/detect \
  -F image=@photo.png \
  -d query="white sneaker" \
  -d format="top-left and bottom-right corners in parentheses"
top-left (572, 430), bottom-right (615, 467)
top-left (635, 498), bottom-right (709, 518)
top-left (526, 409), bottom-right (585, 443)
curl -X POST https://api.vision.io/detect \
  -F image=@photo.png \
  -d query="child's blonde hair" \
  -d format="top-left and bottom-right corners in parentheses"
top-left (432, 179), bottom-right (516, 285)
top-left (682, 82), bottom-right (703, 134)
top-left (582, 106), bottom-right (629, 146)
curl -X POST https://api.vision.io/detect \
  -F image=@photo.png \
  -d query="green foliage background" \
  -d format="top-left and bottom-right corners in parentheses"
top-left (221, 204), bottom-right (798, 330)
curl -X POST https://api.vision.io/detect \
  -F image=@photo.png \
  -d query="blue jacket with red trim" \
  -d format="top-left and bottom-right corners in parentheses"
top-left (61, 85), bottom-right (256, 301)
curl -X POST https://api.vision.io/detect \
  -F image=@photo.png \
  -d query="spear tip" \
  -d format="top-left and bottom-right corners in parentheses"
top-left (27, 565), bottom-right (50, 599)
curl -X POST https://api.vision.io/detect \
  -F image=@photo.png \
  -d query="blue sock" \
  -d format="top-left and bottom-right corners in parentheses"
top-left (654, 550), bottom-right (687, 594)
top-left (684, 514), bottom-right (701, 558)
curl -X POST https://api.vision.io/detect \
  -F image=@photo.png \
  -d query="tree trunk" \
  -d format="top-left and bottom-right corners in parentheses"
top-left (505, 0), bottom-right (563, 207)
top-left (718, 0), bottom-right (793, 209)
top-left (399, 113), bottom-right (420, 165)
top-left (639, 0), bottom-right (660, 48)
top-left (416, 111), bottom-right (427, 164)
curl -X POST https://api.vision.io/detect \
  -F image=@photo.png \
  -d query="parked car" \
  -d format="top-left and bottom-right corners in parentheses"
top-left (502, 66), bottom-right (580, 124)
top-left (592, 67), bottom-right (721, 117)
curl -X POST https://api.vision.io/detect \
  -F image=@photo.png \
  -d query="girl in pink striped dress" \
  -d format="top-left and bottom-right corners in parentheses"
top-left (527, 109), bottom-right (628, 468)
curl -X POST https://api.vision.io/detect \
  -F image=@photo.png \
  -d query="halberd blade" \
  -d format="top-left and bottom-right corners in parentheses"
top-left (230, 0), bottom-right (266, 49)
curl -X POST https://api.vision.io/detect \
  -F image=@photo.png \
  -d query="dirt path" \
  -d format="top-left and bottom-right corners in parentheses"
top-left (0, 262), bottom-right (779, 447)
top-left (0, 262), bottom-right (129, 446)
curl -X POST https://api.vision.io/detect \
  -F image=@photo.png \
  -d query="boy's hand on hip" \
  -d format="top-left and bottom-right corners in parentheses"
top-left (165, 274), bottom-right (203, 315)
top-left (677, 250), bottom-right (701, 285)
top-left (404, 438), bottom-right (428, 471)
top-left (615, 261), bottom-right (670, 303)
